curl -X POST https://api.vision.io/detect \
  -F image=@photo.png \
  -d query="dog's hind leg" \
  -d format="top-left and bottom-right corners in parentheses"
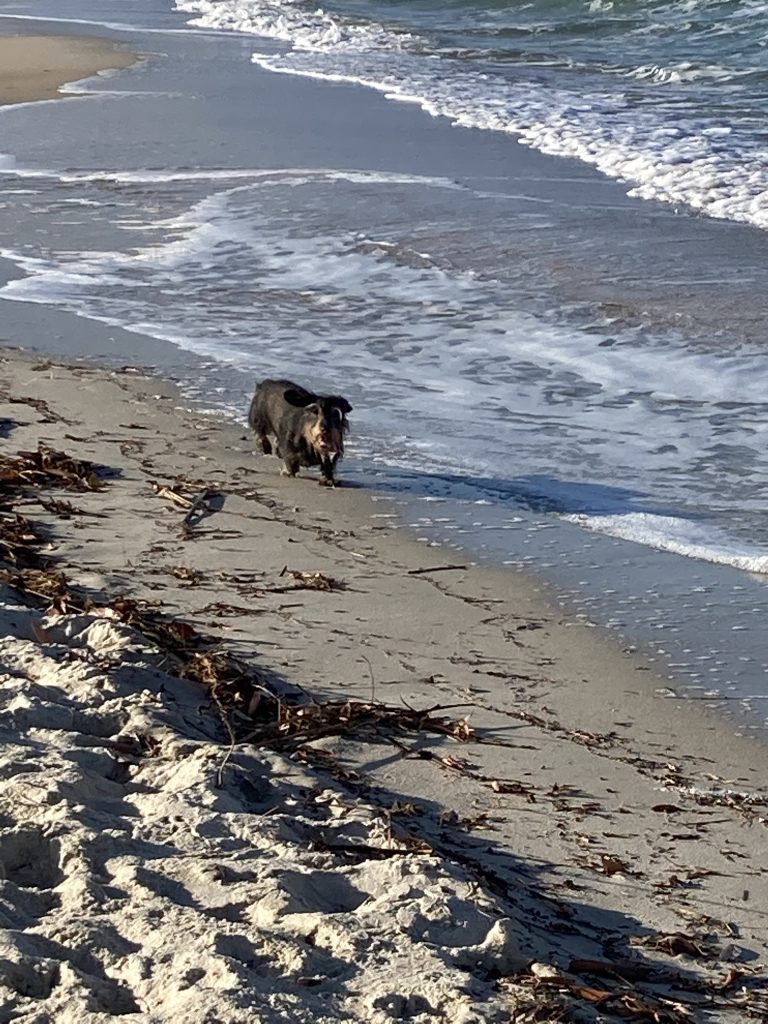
top-left (258, 433), bottom-right (273, 455)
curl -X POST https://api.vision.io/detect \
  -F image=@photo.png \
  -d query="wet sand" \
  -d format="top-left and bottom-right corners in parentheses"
top-left (0, 34), bottom-right (136, 105)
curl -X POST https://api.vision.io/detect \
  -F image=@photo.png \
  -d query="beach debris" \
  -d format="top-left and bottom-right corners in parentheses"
top-left (489, 779), bottom-right (537, 802)
top-left (687, 786), bottom-right (768, 816)
top-left (386, 800), bottom-right (422, 817)
top-left (439, 809), bottom-right (497, 833)
top-left (120, 439), bottom-right (146, 457)
top-left (0, 443), bottom-right (107, 492)
top-left (646, 773), bottom-right (768, 824)
top-left (0, 511), bottom-right (46, 567)
top-left (35, 495), bottom-right (107, 519)
top-left (597, 853), bottom-right (639, 877)
top-left (180, 490), bottom-right (222, 535)
top-left (5, 393), bottom-right (70, 423)
top-left (504, 953), bottom-right (768, 1024)
top-left (685, 866), bottom-right (723, 881)
top-left (0, 566), bottom-right (70, 602)
top-left (108, 732), bottom-right (162, 761)
top-left (277, 566), bottom-right (345, 591)
top-left (171, 565), bottom-right (206, 586)
top-left (407, 563), bottom-right (468, 576)
top-left (151, 479), bottom-right (223, 536)
top-left (0, 583), bottom-right (477, 786)
top-left (630, 931), bottom-right (719, 960)
top-left (152, 481), bottom-right (198, 509)
top-left (241, 698), bottom-right (477, 753)
top-left (198, 601), bottom-right (257, 618)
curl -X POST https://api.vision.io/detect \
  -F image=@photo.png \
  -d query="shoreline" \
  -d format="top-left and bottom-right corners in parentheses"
top-left (0, 23), bottom-right (766, 1017)
top-left (0, 13), bottom-right (766, 729)
top-left (0, 18), bottom-right (764, 732)
top-left (1, 342), bottom-right (766, 1020)
top-left (0, 33), bottom-right (136, 105)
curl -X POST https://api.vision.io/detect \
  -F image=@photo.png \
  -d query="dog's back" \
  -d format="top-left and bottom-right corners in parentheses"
top-left (248, 378), bottom-right (310, 441)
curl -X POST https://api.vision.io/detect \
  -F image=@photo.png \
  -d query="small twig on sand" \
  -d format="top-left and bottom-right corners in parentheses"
top-left (362, 654), bottom-right (375, 703)
top-left (407, 564), bottom-right (468, 576)
top-left (152, 482), bottom-right (195, 509)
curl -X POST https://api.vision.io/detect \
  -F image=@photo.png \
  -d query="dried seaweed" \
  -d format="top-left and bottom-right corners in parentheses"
top-left (7, 394), bottom-right (70, 424)
top-left (0, 443), bottom-right (107, 492)
top-left (0, 512), bottom-right (47, 568)
top-left (152, 481), bottom-right (198, 510)
top-left (504, 958), bottom-right (764, 1024)
top-left (198, 601), bottom-right (257, 618)
top-left (597, 854), bottom-right (640, 878)
top-left (690, 788), bottom-right (768, 812)
top-left (277, 566), bottom-right (345, 592)
top-left (35, 496), bottom-right (107, 519)
top-left (490, 779), bottom-right (538, 802)
top-left (171, 565), bottom-right (206, 586)
top-left (308, 838), bottom-right (416, 861)
top-left (0, 566), bottom-right (70, 600)
top-left (631, 932), bottom-right (718, 960)
top-left (240, 698), bottom-right (477, 753)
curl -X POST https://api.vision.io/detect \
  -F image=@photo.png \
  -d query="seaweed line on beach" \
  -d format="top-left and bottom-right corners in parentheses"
top-left (2, 434), bottom-right (767, 1022)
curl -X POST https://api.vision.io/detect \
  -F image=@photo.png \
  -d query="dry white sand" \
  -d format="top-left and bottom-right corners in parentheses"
top-left (1, 348), bottom-right (766, 1023)
top-left (0, 35), bottom-right (136, 105)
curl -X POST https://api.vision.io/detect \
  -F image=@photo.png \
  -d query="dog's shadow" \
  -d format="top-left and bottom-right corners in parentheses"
top-left (184, 490), bottom-right (226, 529)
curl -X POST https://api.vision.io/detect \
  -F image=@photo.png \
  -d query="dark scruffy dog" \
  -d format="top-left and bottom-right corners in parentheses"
top-left (248, 378), bottom-right (352, 486)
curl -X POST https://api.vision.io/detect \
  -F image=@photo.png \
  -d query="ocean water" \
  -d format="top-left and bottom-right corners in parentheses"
top-left (177, 0), bottom-right (768, 230)
top-left (1, 0), bottom-right (768, 725)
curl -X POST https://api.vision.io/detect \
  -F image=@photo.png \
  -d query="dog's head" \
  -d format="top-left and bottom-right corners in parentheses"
top-left (284, 388), bottom-right (352, 456)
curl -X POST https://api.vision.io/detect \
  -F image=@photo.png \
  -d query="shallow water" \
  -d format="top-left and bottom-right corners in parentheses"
top-left (0, 0), bottom-right (768, 731)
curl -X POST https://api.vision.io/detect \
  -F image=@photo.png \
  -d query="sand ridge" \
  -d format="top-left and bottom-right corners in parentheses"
top-left (0, 347), bottom-right (767, 1022)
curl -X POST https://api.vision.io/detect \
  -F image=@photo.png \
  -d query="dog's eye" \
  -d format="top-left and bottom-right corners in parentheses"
top-left (332, 407), bottom-right (343, 422)
top-left (307, 404), bottom-right (320, 415)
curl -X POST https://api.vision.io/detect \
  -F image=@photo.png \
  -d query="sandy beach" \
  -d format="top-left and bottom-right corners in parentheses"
top-left (0, 35), bottom-right (135, 105)
top-left (1, 345), bottom-right (767, 1022)
top-left (0, 24), bottom-right (767, 1024)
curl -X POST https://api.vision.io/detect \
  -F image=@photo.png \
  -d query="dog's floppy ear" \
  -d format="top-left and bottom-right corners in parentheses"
top-left (330, 396), bottom-right (352, 415)
top-left (283, 388), bottom-right (316, 408)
